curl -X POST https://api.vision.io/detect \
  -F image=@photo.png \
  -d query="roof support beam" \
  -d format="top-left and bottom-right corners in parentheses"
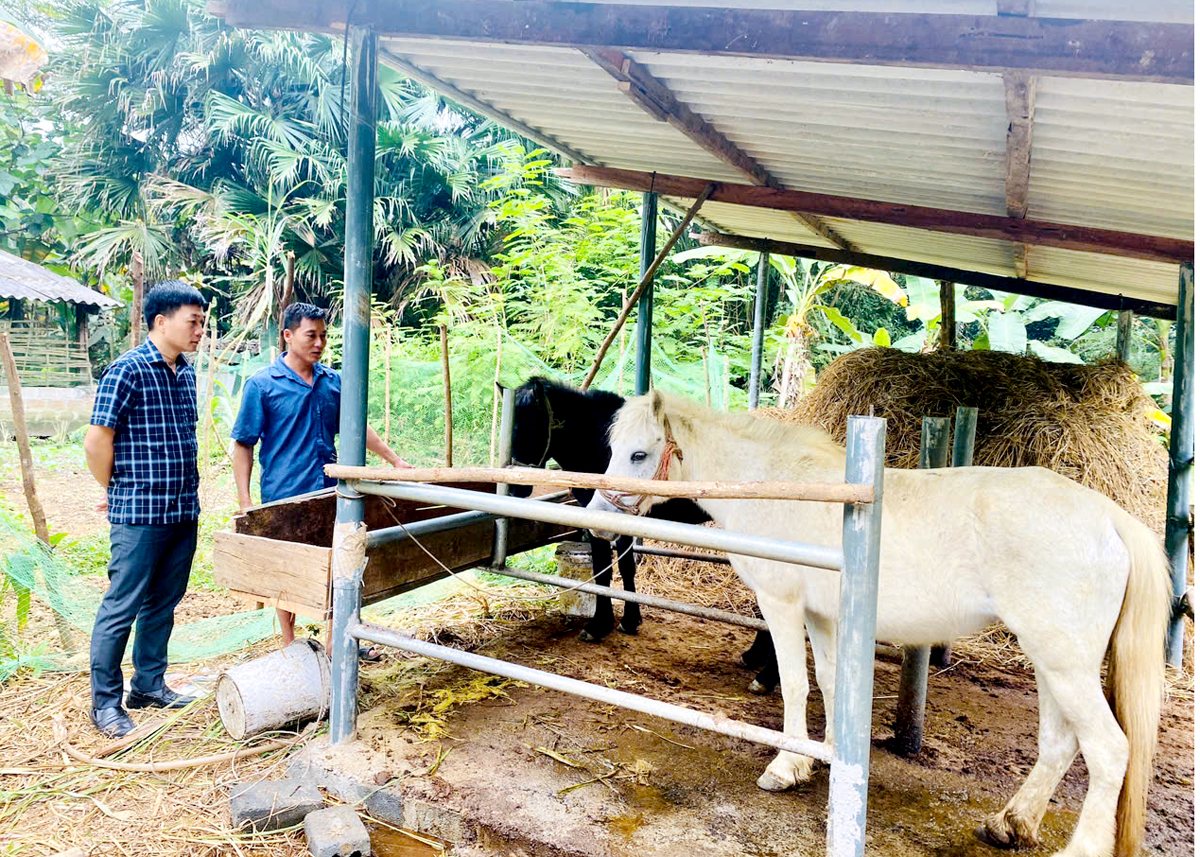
top-left (214, 1), bottom-right (1194, 85)
top-left (558, 165), bottom-right (1194, 265)
top-left (579, 48), bottom-right (854, 250)
top-left (1005, 72), bottom-right (1036, 279)
top-left (694, 230), bottom-right (1176, 320)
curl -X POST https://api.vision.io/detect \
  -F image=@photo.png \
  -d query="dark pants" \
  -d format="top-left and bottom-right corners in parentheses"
top-left (90, 521), bottom-right (198, 710)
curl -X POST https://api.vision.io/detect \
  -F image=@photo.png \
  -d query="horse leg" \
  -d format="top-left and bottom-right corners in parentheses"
top-left (615, 536), bottom-right (641, 635)
top-left (741, 629), bottom-right (773, 668)
top-left (579, 536), bottom-right (615, 643)
top-left (805, 616), bottom-right (837, 753)
top-left (977, 670), bottom-right (1078, 849)
top-left (747, 632), bottom-right (779, 695)
top-left (754, 594), bottom-right (817, 791)
top-left (985, 667), bottom-right (1127, 857)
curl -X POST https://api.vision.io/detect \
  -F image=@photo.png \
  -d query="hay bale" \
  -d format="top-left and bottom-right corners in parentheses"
top-left (760, 348), bottom-right (1168, 532)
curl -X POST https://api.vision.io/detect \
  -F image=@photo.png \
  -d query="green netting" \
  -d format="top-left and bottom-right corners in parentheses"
top-left (0, 507), bottom-right (278, 681)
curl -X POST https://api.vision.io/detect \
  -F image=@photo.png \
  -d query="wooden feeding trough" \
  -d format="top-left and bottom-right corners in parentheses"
top-left (213, 483), bottom-right (575, 620)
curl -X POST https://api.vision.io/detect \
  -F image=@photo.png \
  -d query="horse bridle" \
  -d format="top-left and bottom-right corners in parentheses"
top-left (599, 416), bottom-right (683, 514)
top-left (511, 394), bottom-right (559, 469)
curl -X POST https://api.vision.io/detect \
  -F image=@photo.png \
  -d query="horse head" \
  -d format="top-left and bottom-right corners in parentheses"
top-left (586, 390), bottom-right (684, 533)
top-left (510, 377), bottom-right (554, 498)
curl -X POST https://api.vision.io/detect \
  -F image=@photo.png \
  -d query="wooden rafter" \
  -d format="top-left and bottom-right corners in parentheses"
top-left (694, 231), bottom-right (1176, 320)
top-left (1000, 0), bottom-right (1037, 280)
top-left (1005, 71), bottom-right (1036, 279)
top-left (213, 1), bottom-right (1195, 85)
top-left (558, 166), bottom-right (1194, 265)
top-left (579, 47), bottom-right (854, 250)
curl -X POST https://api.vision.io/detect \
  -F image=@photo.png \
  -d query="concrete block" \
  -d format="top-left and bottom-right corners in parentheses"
top-left (304, 805), bottom-right (372, 857)
top-left (229, 778), bottom-right (325, 832)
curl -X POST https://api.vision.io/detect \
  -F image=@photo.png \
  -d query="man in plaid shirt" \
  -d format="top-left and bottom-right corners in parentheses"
top-left (83, 281), bottom-right (208, 738)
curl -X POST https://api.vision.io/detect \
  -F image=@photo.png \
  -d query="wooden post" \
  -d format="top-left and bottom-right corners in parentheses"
top-left (382, 325), bottom-right (392, 445)
top-left (0, 333), bottom-right (73, 648)
top-left (129, 251), bottom-right (144, 348)
top-left (1116, 309), bottom-right (1134, 363)
top-left (938, 281), bottom-right (956, 350)
top-left (440, 324), bottom-right (453, 467)
top-left (581, 185), bottom-right (715, 390)
top-left (201, 321), bottom-right (218, 475)
top-left (75, 304), bottom-right (90, 351)
top-left (892, 416), bottom-right (949, 756)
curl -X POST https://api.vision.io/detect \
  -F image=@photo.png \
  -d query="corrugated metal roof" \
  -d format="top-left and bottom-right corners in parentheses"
top-left (0, 249), bottom-right (122, 308)
top-left (381, 2), bottom-right (1192, 309)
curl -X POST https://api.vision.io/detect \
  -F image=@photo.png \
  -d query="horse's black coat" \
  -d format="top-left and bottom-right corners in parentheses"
top-left (510, 376), bottom-right (778, 692)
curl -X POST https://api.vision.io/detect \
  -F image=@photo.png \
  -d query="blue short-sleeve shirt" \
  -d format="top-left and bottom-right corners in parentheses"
top-left (91, 339), bottom-right (200, 524)
top-left (232, 355), bottom-right (341, 503)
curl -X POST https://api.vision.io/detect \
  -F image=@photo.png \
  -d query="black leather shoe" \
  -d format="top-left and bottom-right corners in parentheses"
top-left (126, 687), bottom-right (197, 710)
top-left (91, 706), bottom-right (135, 738)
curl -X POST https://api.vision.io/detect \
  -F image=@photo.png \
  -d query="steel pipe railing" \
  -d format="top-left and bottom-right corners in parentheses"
top-left (365, 491), bottom-right (573, 550)
top-left (350, 480), bottom-right (845, 571)
top-left (489, 564), bottom-right (769, 631)
top-left (632, 545), bottom-right (731, 565)
top-left (351, 621), bottom-right (831, 762)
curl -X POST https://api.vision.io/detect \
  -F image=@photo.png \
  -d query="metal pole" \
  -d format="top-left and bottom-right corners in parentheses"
top-left (1116, 309), bottom-right (1134, 363)
top-left (351, 480), bottom-right (846, 571)
top-left (491, 386), bottom-right (515, 567)
top-left (351, 621), bottom-right (832, 762)
top-left (634, 192), bottom-right (658, 396)
top-left (491, 564), bottom-right (769, 631)
top-left (1166, 263), bottom-right (1194, 667)
top-left (893, 416), bottom-right (949, 756)
top-left (749, 251), bottom-right (769, 409)
top-left (366, 491), bottom-right (572, 550)
top-left (827, 416), bottom-right (885, 857)
top-left (929, 405), bottom-right (978, 667)
top-left (329, 24), bottom-right (377, 745)
top-left (951, 406), bottom-right (978, 468)
top-left (632, 545), bottom-right (731, 565)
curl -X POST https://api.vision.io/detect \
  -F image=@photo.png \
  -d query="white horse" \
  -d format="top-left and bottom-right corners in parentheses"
top-left (587, 391), bottom-right (1168, 857)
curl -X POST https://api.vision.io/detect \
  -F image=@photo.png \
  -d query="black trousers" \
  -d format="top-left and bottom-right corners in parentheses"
top-left (89, 521), bottom-right (198, 710)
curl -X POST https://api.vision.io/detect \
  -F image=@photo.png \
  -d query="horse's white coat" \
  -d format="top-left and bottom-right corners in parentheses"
top-left (589, 393), bottom-right (1169, 857)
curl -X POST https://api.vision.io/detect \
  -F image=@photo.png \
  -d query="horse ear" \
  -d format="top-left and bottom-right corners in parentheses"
top-left (650, 390), bottom-right (665, 421)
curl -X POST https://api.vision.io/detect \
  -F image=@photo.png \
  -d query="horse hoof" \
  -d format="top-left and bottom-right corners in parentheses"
top-left (755, 770), bottom-right (794, 792)
top-left (578, 629), bottom-right (601, 643)
top-left (973, 823), bottom-right (1032, 851)
top-left (747, 679), bottom-right (773, 696)
top-left (618, 623), bottom-right (639, 636)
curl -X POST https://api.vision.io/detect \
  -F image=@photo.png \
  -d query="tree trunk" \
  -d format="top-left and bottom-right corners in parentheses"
top-left (938, 280), bottom-right (956, 350)
top-left (129, 251), bottom-right (144, 348)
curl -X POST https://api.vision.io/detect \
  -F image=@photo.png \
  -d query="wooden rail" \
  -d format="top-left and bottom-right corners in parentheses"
top-left (324, 464), bottom-right (874, 504)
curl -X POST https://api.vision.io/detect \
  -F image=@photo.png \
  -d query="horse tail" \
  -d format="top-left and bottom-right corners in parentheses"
top-left (1108, 512), bottom-right (1170, 857)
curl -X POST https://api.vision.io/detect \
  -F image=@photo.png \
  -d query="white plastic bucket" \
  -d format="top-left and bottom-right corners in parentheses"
top-left (216, 639), bottom-right (331, 740)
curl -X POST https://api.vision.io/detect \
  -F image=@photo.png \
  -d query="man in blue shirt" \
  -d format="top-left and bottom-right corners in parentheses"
top-left (83, 281), bottom-right (208, 738)
top-left (232, 303), bottom-right (410, 653)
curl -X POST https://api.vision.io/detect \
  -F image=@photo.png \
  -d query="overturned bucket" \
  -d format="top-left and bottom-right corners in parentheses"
top-left (217, 639), bottom-right (331, 740)
top-left (555, 540), bottom-right (597, 618)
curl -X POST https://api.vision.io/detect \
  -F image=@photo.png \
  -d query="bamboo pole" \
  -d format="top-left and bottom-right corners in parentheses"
top-left (580, 185), bottom-right (715, 390)
top-left (440, 324), bottom-right (453, 467)
top-left (201, 321), bottom-right (218, 477)
top-left (278, 250), bottom-right (296, 353)
top-left (325, 464), bottom-right (873, 504)
top-left (0, 333), bottom-right (73, 648)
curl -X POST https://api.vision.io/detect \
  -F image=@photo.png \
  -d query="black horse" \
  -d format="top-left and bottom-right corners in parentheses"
top-left (509, 376), bottom-right (779, 694)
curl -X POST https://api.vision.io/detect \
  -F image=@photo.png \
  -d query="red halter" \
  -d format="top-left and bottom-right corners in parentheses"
top-left (600, 417), bottom-right (683, 514)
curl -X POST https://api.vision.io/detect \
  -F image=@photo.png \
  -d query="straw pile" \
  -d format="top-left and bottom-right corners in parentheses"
top-left (760, 347), bottom-right (1170, 532)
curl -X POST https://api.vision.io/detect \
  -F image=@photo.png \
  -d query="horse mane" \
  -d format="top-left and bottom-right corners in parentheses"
top-left (515, 376), bottom-right (624, 411)
top-left (611, 391), bottom-right (846, 467)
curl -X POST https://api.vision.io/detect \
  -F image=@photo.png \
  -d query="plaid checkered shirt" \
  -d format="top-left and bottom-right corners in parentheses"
top-left (91, 338), bottom-right (201, 525)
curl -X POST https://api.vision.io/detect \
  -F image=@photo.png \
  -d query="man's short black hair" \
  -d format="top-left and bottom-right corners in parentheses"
top-left (144, 280), bottom-right (207, 329)
top-left (282, 302), bottom-right (327, 332)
